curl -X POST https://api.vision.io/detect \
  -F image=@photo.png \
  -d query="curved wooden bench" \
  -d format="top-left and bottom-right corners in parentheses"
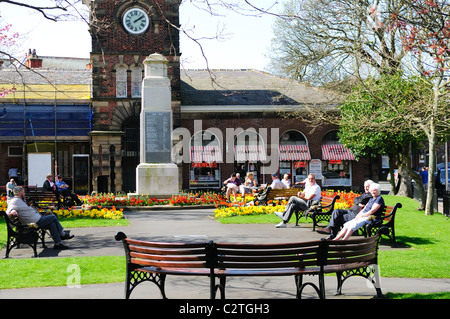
top-left (115, 231), bottom-right (385, 299)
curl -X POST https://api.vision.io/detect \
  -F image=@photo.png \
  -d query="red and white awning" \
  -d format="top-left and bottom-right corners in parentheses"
top-left (321, 144), bottom-right (355, 161)
top-left (234, 145), bottom-right (267, 162)
top-left (279, 145), bottom-right (311, 161)
top-left (190, 145), bottom-right (222, 163)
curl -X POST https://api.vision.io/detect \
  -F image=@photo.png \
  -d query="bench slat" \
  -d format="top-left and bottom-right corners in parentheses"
top-left (217, 261), bottom-right (314, 269)
top-left (130, 252), bottom-right (207, 262)
top-left (136, 266), bottom-right (212, 276)
top-left (324, 253), bottom-right (377, 266)
top-left (216, 241), bottom-right (321, 249)
top-left (129, 245), bottom-right (207, 256)
top-left (216, 247), bottom-right (320, 256)
top-left (130, 258), bottom-right (208, 269)
top-left (126, 238), bottom-right (206, 249)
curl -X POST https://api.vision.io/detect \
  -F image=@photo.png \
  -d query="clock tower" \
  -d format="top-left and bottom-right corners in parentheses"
top-left (86, 0), bottom-right (181, 193)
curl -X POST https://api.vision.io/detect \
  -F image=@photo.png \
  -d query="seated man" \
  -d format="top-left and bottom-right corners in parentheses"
top-left (317, 180), bottom-right (374, 239)
top-left (274, 174), bottom-right (321, 228)
top-left (43, 173), bottom-right (63, 206)
top-left (6, 186), bottom-right (74, 250)
top-left (268, 172), bottom-right (287, 190)
top-left (55, 175), bottom-right (82, 206)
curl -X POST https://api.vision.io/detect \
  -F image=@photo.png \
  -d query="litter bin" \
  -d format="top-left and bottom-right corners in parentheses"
top-left (443, 191), bottom-right (450, 217)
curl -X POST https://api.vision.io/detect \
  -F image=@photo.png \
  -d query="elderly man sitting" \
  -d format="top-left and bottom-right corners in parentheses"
top-left (6, 186), bottom-right (74, 250)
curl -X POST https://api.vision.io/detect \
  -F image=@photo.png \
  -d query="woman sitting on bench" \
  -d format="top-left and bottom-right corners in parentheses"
top-left (333, 183), bottom-right (385, 240)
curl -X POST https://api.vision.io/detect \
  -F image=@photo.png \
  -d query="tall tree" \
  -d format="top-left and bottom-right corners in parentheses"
top-left (339, 73), bottom-right (431, 208)
top-left (391, 0), bottom-right (450, 214)
top-left (268, 0), bottom-right (408, 84)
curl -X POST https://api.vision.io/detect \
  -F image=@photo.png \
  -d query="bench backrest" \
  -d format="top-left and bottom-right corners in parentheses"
top-left (115, 232), bottom-right (210, 269)
top-left (320, 195), bottom-right (340, 208)
top-left (212, 241), bottom-right (322, 270)
top-left (379, 203), bottom-right (402, 224)
top-left (266, 188), bottom-right (300, 199)
top-left (116, 232), bottom-right (381, 272)
top-left (322, 235), bottom-right (380, 267)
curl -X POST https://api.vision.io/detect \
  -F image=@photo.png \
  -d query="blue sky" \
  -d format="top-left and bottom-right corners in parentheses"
top-left (0, 0), bottom-right (281, 71)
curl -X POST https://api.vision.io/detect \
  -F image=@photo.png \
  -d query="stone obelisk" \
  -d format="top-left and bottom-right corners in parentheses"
top-left (135, 53), bottom-right (179, 196)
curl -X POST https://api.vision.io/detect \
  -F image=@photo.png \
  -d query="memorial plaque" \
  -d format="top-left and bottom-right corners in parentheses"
top-left (144, 111), bottom-right (171, 163)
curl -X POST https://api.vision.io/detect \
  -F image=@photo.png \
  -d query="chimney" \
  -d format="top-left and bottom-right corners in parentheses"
top-left (25, 49), bottom-right (42, 68)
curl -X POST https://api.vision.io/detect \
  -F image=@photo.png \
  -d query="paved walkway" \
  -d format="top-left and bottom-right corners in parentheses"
top-left (1, 208), bottom-right (449, 299)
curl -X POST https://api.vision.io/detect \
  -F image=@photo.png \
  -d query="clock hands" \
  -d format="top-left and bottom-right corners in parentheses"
top-left (133, 15), bottom-right (145, 24)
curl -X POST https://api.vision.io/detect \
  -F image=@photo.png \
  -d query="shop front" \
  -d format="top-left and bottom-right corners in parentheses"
top-left (321, 144), bottom-right (354, 187)
top-left (278, 130), bottom-right (311, 184)
top-left (234, 131), bottom-right (267, 185)
top-left (189, 131), bottom-right (222, 189)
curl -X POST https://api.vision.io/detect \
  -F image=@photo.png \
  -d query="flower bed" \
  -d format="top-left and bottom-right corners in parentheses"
top-left (2, 190), bottom-right (360, 221)
top-left (213, 190), bottom-right (361, 218)
top-left (0, 196), bottom-right (123, 220)
top-left (86, 192), bottom-right (226, 207)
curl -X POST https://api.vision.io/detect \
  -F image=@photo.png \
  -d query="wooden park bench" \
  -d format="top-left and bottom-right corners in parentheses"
top-left (362, 203), bottom-right (402, 247)
top-left (0, 185), bottom-right (37, 197)
top-left (295, 195), bottom-right (340, 231)
top-left (115, 230), bottom-right (385, 299)
top-left (254, 187), bottom-right (301, 206)
top-left (25, 189), bottom-right (62, 209)
top-left (0, 210), bottom-right (47, 258)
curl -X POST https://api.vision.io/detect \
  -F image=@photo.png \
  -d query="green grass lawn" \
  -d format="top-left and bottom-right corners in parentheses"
top-left (216, 195), bottom-right (450, 278)
top-left (0, 195), bottom-right (448, 293)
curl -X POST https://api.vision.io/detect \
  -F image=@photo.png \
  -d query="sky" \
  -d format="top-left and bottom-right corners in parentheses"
top-left (0, 0), bottom-right (281, 71)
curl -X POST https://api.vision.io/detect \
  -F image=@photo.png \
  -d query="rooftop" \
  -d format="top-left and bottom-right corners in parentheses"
top-left (180, 69), bottom-right (341, 106)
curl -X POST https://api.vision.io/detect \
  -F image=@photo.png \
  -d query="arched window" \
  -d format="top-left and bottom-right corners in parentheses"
top-left (116, 67), bottom-right (127, 98)
top-left (279, 130), bottom-right (310, 184)
top-left (131, 67), bottom-right (142, 98)
top-left (321, 130), bottom-right (354, 187)
top-left (233, 129), bottom-right (266, 184)
top-left (189, 130), bottom-right (222, 189)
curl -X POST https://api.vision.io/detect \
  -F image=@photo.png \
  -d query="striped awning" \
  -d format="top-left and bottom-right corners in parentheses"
top-left (279, 145), bottom-right (311, 161)
top-left (190, 145), bottom-right (222, 163)
top-left (321, 144), bottom-right (355, 161)
top-left (234, 145), bottom-right (267, 162)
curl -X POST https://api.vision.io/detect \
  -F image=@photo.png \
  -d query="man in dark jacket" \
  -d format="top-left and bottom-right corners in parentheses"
top-left (43, 173), bottom-right (62, 206)
top-left (316, 180), bottom-right (373, 239)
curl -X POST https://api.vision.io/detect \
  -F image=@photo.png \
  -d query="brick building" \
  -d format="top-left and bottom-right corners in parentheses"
top-left (0, 0), bottom-right (379, 194)
top-left (178, 69), bottom-right (377, 191)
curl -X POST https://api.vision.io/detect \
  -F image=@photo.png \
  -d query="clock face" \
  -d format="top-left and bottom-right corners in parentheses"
top-left (123, 7), bottom-right (150, 35)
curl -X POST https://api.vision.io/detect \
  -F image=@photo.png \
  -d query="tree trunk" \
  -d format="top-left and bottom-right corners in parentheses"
top-left (396, 165), bottom-right (412, 198)
top-left (425, 82), bottom-right (440, 216)
top-left (388, 156), bottom-right (397, 195)
top-left (403, 147), bottom-right (426, 210)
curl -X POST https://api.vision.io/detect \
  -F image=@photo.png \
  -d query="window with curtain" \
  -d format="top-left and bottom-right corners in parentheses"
top-left (131, 67), bottom-right (142, 98)
top-left (116, 67), bottom-right (127, 98)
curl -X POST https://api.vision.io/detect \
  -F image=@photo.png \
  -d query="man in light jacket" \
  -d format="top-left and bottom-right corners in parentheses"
top-left (6, 186), bottom-right (74, 250)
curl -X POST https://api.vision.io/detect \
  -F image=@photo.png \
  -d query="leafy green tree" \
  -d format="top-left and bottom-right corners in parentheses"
top-left (339, 73), bottom-right (430, 208)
